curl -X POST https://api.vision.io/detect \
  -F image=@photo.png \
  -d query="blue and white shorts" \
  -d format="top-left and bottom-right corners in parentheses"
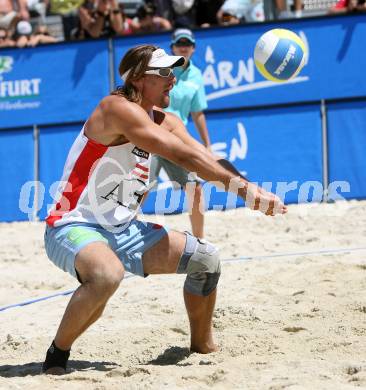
top-left (44, 220), bottom-right (169, 280)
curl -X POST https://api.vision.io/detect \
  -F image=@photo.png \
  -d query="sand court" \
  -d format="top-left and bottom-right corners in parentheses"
top-left (1, 200), bottom-right (366, 389)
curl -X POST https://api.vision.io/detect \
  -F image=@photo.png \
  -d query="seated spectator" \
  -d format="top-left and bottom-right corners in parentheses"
top-left (74, 0), bottom-right (127, 39)
top-left (14, 20), bottom-right (34, 47)
top-left (148, 0), bottom-right (173, 22)
top-left (196, 0), bottom-right (224, 27)
top-left (32, 23), bottom-right (57, 43)
top-left (171, 0), bottom-right (196, 27)
top-left (329, 0), bottom-right (366, 13)
top-left (50, 0), bottom-right (83, 40)
top-left (275, 0), bottom-right (303, 18)
top-left (217, 0), bottom-right (264, 24)
top-left (0, 27), bottom-right (16, 47)
top-left (27, 0), bottom-right (49, 23)
top-left (217, 0), bottom-right (248, 23)
top-left (246, 1), bottom-right (264, 20)
top-left (117, 3), bottom-right (135, 35)
top-left (133, 3), bottom-right (171, 33)
top-left (218, 10), bottom-right (241, 24)
top-left (0, 0), bottom-right (29, 34)
top-left (13, 20), bottom-right (56, 47)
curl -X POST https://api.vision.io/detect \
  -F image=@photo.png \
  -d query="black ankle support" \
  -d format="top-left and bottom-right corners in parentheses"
top-left (42, 341), bottom-right (70, 372)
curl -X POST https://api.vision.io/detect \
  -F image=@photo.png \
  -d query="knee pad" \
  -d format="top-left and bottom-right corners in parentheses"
top-left (177, 233), bottom-right (221, 296)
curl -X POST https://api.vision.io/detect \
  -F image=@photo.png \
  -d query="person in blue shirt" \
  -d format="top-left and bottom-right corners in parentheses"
top-left (150, 28), bottom-right (211, 239)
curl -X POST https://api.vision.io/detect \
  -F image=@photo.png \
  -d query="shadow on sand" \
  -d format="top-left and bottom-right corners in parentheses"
top-left (147, 346), bottom-right (191, 366)
top-left (0, 359), bottom-right (120, 377)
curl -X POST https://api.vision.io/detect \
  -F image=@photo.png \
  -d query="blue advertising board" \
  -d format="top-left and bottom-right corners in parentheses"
top-left (0, 40), bottom-right (109, 129)
top-left (328, 100), bottom-right (366, 200)
top-left (143, 104), bottom-right (323, 214)
top-left (193, 15), bottom-right (366, 109)
top-left (1, 14), bottom-right (365, 222)
top-left (38, 123), bottom-right (82, 220)
top-left (0, 128), bottom-right (34, 221)
top-left (1, 14), bottom-right (365, 129)
top-left (114, 15), bottom-right (366, 111)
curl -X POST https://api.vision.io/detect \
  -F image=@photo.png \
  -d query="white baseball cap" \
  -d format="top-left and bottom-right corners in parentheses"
top-left (171, 28), bottom-right (195, 45)
top-left (122, 48), bottom-right (184, 81)
top-left (17, 20), bottom-right (32, 36)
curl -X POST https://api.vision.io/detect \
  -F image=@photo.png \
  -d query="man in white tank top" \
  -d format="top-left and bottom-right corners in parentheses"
top-left (42, 44), bottom-right (287, 374)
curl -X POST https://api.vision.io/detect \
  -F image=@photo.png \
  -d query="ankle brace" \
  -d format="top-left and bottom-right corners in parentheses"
top-left (42, 340), bottom-right (70, 372)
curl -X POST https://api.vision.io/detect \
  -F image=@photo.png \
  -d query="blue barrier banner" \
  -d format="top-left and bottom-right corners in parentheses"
top-left (328, 100), bottom-right (366, 200)
top-left (143, 104), bottom-right (323, 214)
top-left (0, 128), bottom-right (34, 221)
top-left (0, 41), bottom-right (109, 129)
top-left (193, 15), bottom-right (366, 110)
top-left (114, 15), bottom-right (366, 110)
top-left (38, 124), bottom-right (82, 220)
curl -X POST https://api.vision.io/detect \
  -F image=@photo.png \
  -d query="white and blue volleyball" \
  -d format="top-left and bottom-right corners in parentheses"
top-left (254, 29), bottom-right (307, 82)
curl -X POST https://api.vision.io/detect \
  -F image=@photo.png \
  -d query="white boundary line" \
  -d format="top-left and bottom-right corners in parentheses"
top-left (1, 246), bottom-right (366, 313)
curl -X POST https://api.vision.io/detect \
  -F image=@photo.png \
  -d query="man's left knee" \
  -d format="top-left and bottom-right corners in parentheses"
top-left (177, 233), bottom-right (221, 296)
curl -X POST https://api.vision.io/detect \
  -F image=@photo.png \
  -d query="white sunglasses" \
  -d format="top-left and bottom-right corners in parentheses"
top-left (144, 68), bottom-right (174, 78)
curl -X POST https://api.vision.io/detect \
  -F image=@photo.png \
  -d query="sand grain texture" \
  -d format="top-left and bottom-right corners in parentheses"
top-left (1, 200), bottom-right (366, 389)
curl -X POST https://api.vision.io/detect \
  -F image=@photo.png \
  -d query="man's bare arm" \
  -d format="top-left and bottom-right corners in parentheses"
top-left (164, 111), bottom-right (214, 159)
top-left (107, 99), bottom-right (287, 215)
top-left (165, 112), bottom-right (247, 180)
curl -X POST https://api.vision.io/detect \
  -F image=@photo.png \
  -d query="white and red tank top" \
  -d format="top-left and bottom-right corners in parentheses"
top-left (46, 128), bottom-right (151, 229)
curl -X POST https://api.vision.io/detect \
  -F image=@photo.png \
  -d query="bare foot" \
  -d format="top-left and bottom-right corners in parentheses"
top-left (42, 366), bottom-right (66, 375)
top-left (190, 342), bottom-right (219, 354)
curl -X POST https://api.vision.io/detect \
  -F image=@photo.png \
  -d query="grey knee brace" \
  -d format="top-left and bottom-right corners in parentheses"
top-left (177, 233), bottom-right (221, 296)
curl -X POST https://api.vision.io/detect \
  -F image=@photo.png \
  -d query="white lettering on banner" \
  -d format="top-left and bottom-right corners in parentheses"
top-left (205, 45), bottom-right (215, 64)
top-left (0, 56), bottom-right (42, 112)
top-left (238, 59), bottom-right (255, 84)
top-left (215, 60), bottom-right (255, 88)
top-left (0, 78), bottom-right (41, 98)
top-left (229, 123), bottom-right (247, 162)
top-left (0, 100), bottom-right (41, 110)
top-left (202, 34), bottom-right (309, 102)
top-left (218, 62), bottom-right (235, 88)
top-left (204, 65), bottom-right (219, 89)
top-left (211, 122), bottom-right (248, 163)
top-left (204, 59), bottom-right (255, 90)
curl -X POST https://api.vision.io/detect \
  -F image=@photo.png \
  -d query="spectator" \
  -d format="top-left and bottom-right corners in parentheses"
top-left (148, 0), bottom-right (174, 21)
top-left (196, 0), bottom-right (224, 27)
top-left (27, 0), bottom-right (49, 23)
top-left (171, 0), bottom-right (196, 27)
top-left (14, 20), bottom-right (34, 47)
top-left (0, 27), bottom-right (15, 47)
top-left (217, 10), bottom-right (241, 24)
top-left (275, 0), bottom-right (303, 18)
top-left (13, 20), bottom-right (56, 47)
top-left (217, 0), bottom-right (264, 24)
top-left (50, 0), bottom-right (83, 40)
top-left (133, 3), bottom-right (171, 33)
top-left (0, 0), bottom-right (29, 34)
top-left (75, 0), bottom-right (126, 39)
top-left (329, 0), bottom-right (366, 13)
top-left (117, 3), bottom-right (135, 35)
top-left (32, 23), bottom-right (57, 43)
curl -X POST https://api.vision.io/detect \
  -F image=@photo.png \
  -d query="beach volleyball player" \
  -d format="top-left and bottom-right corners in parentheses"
top-left (42, 44), bottom-right (287, 374)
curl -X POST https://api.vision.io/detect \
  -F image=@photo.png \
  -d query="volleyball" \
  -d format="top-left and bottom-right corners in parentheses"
top-left (254, 29), bottom-right (307, 82)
